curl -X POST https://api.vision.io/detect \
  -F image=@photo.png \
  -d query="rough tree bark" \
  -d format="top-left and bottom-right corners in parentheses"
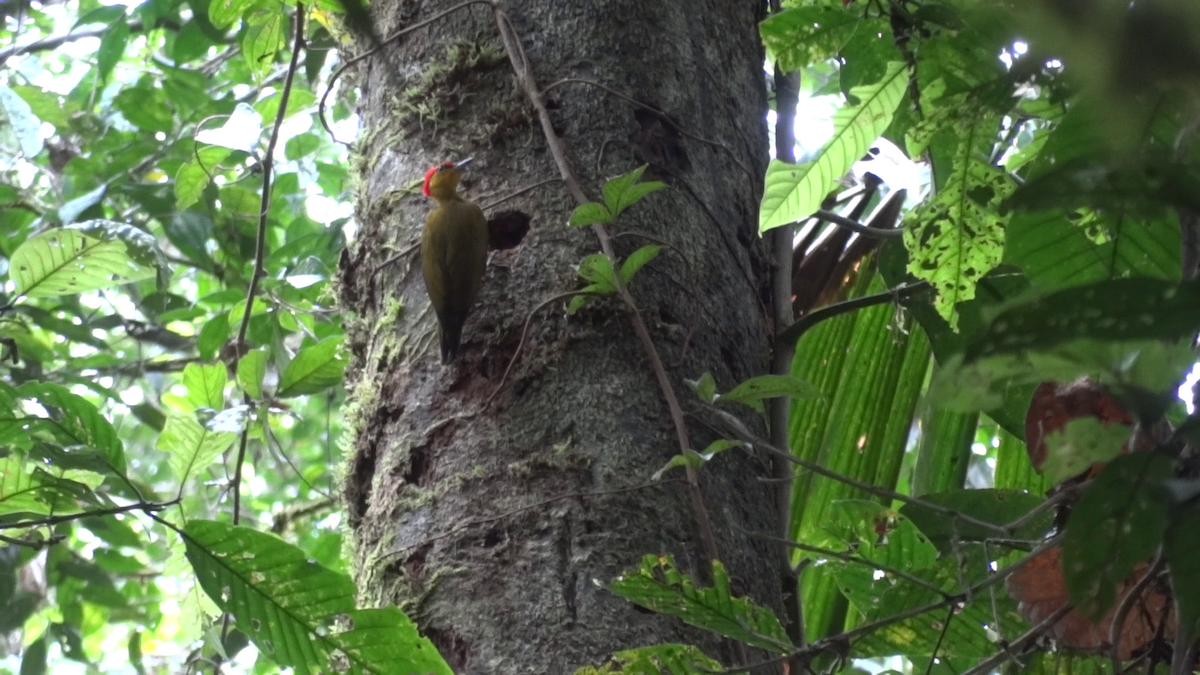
top-left (335, 0), bottom-right (783, 671)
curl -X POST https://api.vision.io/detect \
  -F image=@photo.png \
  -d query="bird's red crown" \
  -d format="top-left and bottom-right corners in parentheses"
top-left (422, 161), bottom-right (456, 197)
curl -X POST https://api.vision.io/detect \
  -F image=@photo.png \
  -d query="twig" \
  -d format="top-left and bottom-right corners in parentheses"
top-left (479, 177), bottom-right (562, 210)
top-left (961, 603), bottom-right (1074, 675)
top-left (1108, 553), bottom-right (1164, 673)
top-left (484, 290), bottom-right (594, 408)
top-left (925, 605), bottom-right (957, 675)
top-left (540, 77), bottom-right (753, 182)
top-left (813, 209), bottom-right (905, 239)
top-left (775, 280), bottom-right (932, 348)
top-left (748, 531), bottom-right (951, 599)
top-left (770, 40), bottom-right (805, 658)
top-left (0, 499), bottom-right (178, 531)
top-left (610, 231), bottom-right (692, 276)
top-left (231, 5), bottom-right (305, 526)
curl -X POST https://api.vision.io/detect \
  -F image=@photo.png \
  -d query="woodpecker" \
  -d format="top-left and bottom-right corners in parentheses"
top-left (421, 158), bottom-right (488, 364)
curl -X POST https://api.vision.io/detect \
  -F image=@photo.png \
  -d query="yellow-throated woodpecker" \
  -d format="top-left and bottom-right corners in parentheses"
top-left (421, 158), bottom-right (488, 364)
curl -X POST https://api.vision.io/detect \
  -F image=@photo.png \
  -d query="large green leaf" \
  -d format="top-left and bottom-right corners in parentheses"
top-left (183, 520), bottom-right (452, 675)
top-left (759, 62), bottom-right (909, 232)
top-left (1061, 452), bottom-right (1172, 620)
top-left (277, 337), bottom-right (346, 398)
top-left (158, 416), bottom-right (236, 485)
top-left (9, 221), bottom-right (161, 299)
top-left (606, 555), bottom-right (791, 654)
top-left (965, 278), bottom-right (1200, 361)
top-left (17, 381), bottom-right (125, 476)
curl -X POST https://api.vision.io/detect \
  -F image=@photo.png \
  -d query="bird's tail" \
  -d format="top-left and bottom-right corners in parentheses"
top-left (439, 322), bottom-right (464, 364)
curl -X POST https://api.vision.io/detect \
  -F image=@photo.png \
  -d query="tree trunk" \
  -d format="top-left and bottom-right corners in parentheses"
top-left (336, 1), bottom-right (781, 671)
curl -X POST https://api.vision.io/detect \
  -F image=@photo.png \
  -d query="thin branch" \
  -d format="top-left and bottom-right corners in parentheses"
top-left (813, 209), bottom-right (905, 239)
top-left (0, 499), bottom-right (178, 531)
top-left (485, 290), bottom-right (594, 408)
top-left (748, 531), bottom-right (951, 599)
top-left (540, 77), bottom-right (753, 182)
top-left (770, 40), bottom-right (805, 659)
top-left (775, 280), bottom-right (931, 348)
top-left (1109, 553), bottom-right (1165, 673)
top-left (231, 5), bottom-right (305, 526)
top-left (479, 177), bottom-right (562, 210)
top-left (962, 603), bottom-right (1074, 675)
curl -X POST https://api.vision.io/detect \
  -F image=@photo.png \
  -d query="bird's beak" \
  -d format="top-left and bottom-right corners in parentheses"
top-left (454, 157), bottom-right (474, 170)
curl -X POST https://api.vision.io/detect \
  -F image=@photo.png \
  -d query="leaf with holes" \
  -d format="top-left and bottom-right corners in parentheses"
top-left (9, 221), bottom-right (161, 299)
top-left (607, 554), bottom-right (791, 654)
top-left (903, 114), bottom-right (1012, 329)
top-left (183, 520), bottom-right (452, 675)
top-left (759, 62), bottom-right (908, 232)
top-left (277, 337), bottom-right (346, 398)
top-left (1062, 452), bottom-right (1172, 620)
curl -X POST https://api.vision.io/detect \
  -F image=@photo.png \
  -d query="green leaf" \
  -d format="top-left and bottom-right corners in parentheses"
top-left (0, 85), bottom-right (43, 158)
top-left (254, 87), bottom-right (316, 123)
top-left (619, 245), bottom-right (660, 286)
top-left (9, 221), bottom-right (161, 299)
top-left (759, 62), bottom-right (909, 232)
top-left (966, 278), bottom-right (1200, 361)
top-left (930, 339), bottom-right (1193, 414)
top-left (576, 254), bottom-right (617, 292)
top-left (114, 86), bottom-right (174, 133)
top-left (277, 337), bottom-right (346, 397)
top-left (183, 363), bottom-right (228, 410)
top-left (175, 145), bottom-right (233, 210)
top-left (652, 440), bottom-right (745, 480)
top-left (686, 372), bottom-right (718, 404)
top-left (1041, 418), bottom-right (1130, 485)
top-left (719, 374), bottom-right (821, 406)
top-left (569, 202), bottom-right (613, 227)
top-left (183, 520), bottom-right (452, 675)
top-left (18, 382), bottom-right (125, 475)
top-left (607, 555), bottom-right (790, 654)
top-left (1062, 452), bottom-right (1172, 620)
top-left (903, 114), bottom-right (1012, 328)
top-left (1166, 505), bottom-right (1200, 643)
top-left (760, 6), bottom-right (872, 72)
top-left (243, 9), bottom-right (286, 75)
top-left (96, 19), bottom-right (130, 83)
top-left (575, 644), bottom-right (721, 675)
top-left (197, 313), bottom-right (231, 360)
top-left (602, 165), bottom-right (665, 218)
top-left (158, 415), bottom-right (236, 484)
top-left (238, 350), bottom-right (268, 399)
top-left (209, 0), bottom-right (261, 30)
